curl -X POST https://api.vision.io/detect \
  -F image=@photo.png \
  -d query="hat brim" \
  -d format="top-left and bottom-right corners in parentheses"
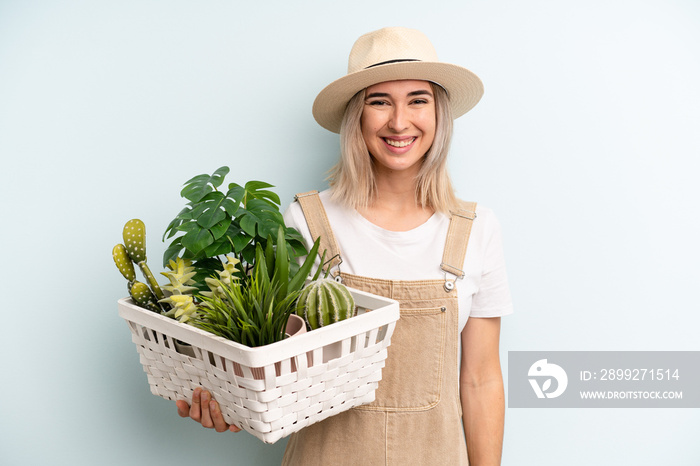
top-left (312, 61), bottom-right (484, 133)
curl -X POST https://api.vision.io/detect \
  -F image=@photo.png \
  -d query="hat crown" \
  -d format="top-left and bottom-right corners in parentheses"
top-left (347, 27), bottom-right (440, 74)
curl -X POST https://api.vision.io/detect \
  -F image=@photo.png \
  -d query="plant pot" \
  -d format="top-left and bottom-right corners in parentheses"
top-left (285, 313), bottom-right (307, 338)
top-left (174, 339), bottom-right (197, 358)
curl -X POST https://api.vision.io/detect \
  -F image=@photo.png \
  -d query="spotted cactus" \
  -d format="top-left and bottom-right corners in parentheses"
top-left (114, 219), bottom-right (167, 313)
top-left (130, 281), bottom-right (161, 312)
top-left (295, 278), bottom-right (356, 330)
top-left (112, 244), bottom-right (136, 282)
top-left (122, 219), bottom-right (164, 301)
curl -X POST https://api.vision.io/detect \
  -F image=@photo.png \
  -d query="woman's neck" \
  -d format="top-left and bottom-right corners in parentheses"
top-left (357, 172), bottom-right (434, 232)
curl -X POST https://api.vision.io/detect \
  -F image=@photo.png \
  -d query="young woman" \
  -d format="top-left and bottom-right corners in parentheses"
top-left (177, 27), bottom-right (513, 465)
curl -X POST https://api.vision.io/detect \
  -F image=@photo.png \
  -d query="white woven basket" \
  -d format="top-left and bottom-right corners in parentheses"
top-left (118, 286), bottom-right (399, 444)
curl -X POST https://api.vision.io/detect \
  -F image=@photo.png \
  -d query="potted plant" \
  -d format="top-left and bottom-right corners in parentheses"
top-left (113, 166), bottom-right (401, 444)
top-left (113, 166), bottom-right (330, 345)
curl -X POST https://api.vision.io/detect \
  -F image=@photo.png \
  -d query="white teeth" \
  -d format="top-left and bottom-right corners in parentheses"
top-left (385, 138), bottom-right (415, 148)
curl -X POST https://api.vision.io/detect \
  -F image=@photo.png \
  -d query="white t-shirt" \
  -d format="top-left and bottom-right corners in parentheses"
top-left (283, 190), bottom-right (513, 333)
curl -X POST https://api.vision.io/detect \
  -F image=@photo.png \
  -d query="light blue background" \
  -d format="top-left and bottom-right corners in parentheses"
top-left (1, 1), bottom-right (698, 465)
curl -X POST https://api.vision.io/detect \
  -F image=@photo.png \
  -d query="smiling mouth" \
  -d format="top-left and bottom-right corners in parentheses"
top-left (384, 137), bottom-right (416, 148)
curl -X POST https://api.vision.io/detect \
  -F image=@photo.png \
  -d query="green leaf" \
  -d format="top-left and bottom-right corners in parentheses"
top-left (288, 237), bottom-right (321, 293)
top-left (231, 235), bottom-right (251, 255)
top-left (195, 191), bottom-right (228, 229)
top-left (256, 216), bottom-right (286, 240)
top-left (254, 244), bottom-right (270, 287)
top-left (273, 227), bottom-right (289, 299)
top-left (210, 217), bottom-right (232, 241)
top-left (162, 237), bottom-right (184, 266)
top-left (239, 216), bottom-right (256, 237)
top-left (264, 236), bottom-right (275, 278)
top-left (244, 180), bottom-right (281, 206)
top-left (311, 249), bottom-right (326, 281)
top-left (191, 258), bottom-right (226, 289)
top-left (174, 220), bottom-right (202, 234)
top-left (226, 183), bottom-right (247, 207)
top-left (181, 228), bottom-right (214, 254)
top-left (284, 226), bottom-right (304, 241)
top-left (202, 239), bottom-right (233, 259)
top-left (221, 197), bottom-right (239, 217)
top-left (287, 238), bottom-right (307, 258)
top-left (238, 199), bottom-right (280, 237)
top-left (180, 166), bottom-right (230, 203)
top-left (163, 207), bottom-right (193, 241)
top-left (221, 223), bottom-right (249, 253)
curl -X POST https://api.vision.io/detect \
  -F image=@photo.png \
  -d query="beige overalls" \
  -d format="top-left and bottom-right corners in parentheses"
top-left (283, 192), bottom-right (476, 466)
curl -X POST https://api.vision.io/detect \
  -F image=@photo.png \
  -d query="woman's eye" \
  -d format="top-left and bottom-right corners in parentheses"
top-left (411, 99), bottom-right (428, 105)
top-left (367, 100), bottom-right (388, 106)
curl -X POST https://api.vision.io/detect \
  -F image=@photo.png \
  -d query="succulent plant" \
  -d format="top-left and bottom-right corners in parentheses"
top-left (161, 294), bottom-right (199, 323)
top-left (201, 255), bottom-right (241, 300)
top-left (295, 278), bottom-right (356, 330)
top-left (161, 257), bottom-right (198, 296)
top-left (157, 258), bottom-right (200, 322)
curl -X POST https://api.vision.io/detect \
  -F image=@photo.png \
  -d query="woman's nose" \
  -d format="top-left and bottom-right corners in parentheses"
top-left (387, 106), bottom-right (409, 132)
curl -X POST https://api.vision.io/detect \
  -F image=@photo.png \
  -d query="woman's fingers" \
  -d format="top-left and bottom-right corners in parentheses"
top-left (175, 399), bottom-right (190, 418)
top-left (199, 390), bottom-right (214, 428)
top-left (189, 387), bottom-right (203, 422)
top-left (174, 387), bottom-right (240, 433)
top-left (209, 399), bottom-right (230, 433)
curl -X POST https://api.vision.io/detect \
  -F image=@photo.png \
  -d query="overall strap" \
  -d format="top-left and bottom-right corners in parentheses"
top-left (440, 201), bottom-right (477, 291)
top-left (294, 191), bottom-right (342, 275)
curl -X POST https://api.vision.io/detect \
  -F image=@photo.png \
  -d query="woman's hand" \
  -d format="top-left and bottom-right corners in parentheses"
top-left (175, 387), bottom-right (241, 433)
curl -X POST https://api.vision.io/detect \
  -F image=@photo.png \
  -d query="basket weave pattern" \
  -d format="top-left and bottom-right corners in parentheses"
top-left (119, 291), bottom-right (398, 444)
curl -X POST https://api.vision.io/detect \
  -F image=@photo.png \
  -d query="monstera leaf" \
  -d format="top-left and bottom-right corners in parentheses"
top-left (162, 166), bottom-right (307, 283)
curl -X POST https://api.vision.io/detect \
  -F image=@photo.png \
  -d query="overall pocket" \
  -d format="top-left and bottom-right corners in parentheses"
top-left (359, 306), bottom-right (447, 411)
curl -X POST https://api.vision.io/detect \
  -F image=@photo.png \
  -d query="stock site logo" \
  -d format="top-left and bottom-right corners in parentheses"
top-left (528, 359), bottom-right (568, 399)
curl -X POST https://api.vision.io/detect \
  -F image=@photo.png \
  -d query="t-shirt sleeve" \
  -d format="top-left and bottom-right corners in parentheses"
top-left (469, 210), bottom-right (514, 318)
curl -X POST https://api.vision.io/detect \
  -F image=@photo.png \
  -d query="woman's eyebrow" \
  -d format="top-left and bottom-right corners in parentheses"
top-left (366, 92), bottom-right (390, 99)
top-left (366, 89), bottom-right (433, 99)
top-left (407, 90), bottom-right (433, 97)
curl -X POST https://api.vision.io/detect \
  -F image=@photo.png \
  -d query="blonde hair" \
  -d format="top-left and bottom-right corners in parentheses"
top-left (328, 82), bottom-right (459, 213)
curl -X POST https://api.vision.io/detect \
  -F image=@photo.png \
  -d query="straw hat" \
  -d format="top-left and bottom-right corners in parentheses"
top-left (312, 27), bottom-right (484, 133)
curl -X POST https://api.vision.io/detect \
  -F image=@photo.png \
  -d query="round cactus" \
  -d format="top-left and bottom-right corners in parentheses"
top-left (130, 281), bottom-right (160, 312)
top-left (296, 278), bottom-right (356, 330)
